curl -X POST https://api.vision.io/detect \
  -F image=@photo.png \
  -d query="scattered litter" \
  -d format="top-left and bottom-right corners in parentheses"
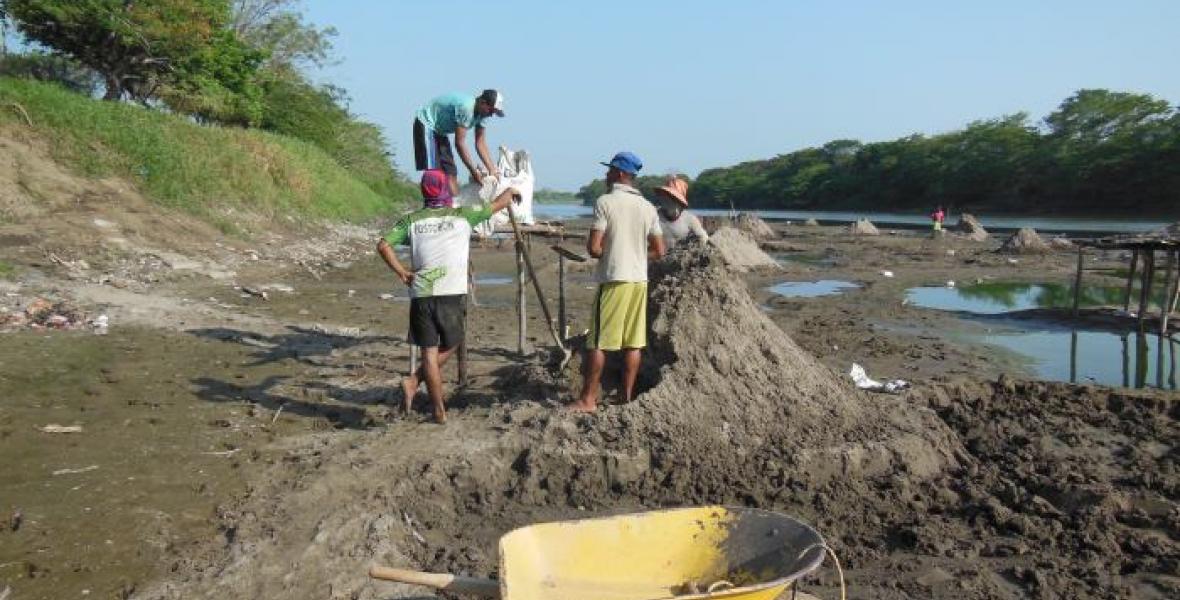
top-left (201, 449), bottom-right (240, 457)
top-left (240, 286), bottom-right (269, 300)
top-left (270, 404), bottom-right (285, 425)
top-left (92, 218), bottom-right (116, 229)
top-left (946, 281), bottom-right (955, 288)
top-left (879, 270), bottom-right (894, 278)
top-left (261, 283), bottom-right (294, 293)
top-left (2, 297), bottom-right (89, 331)
top-left (1006, 258), bottom-right (1019, 265)
top-left (849, 363), bottom-right (910, 394)
top-left (90, 314), bottom-right (109, 334)
top-left (402, 511), bottom-right (427, 545)
top-left (347, 289), bottom-right (356, 297)
top-left (946, 249), bottom-right (956, 256)
top-left (378, 293), bottom-right (395, 300)
top-left (40, 424), bottom-right (83, 434)
top-left (52, 465), bottom-right (99, 476)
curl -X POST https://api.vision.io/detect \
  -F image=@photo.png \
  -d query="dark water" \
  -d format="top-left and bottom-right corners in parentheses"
top-left (474, 275), bottom-right (513, 286)
top-left (768, 280), bottom-right (860, 298)
top-left (533, 204), bottom-right (1170, 235)
top-left (905, 282), bottom-right (1177, 390)
top-left (983, 328), bottom-right (1177, 390)
top-left (905, 282), bottom-right (1169, 314)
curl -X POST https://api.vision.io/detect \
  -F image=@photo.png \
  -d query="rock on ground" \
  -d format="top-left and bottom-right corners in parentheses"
top-left (708, 227), bottom-right (780, 272)
top-left (849, 218), bottom-right (880, 235)
top-left (804, 218), bottom-right (820, 226)
top-left (999, 227), bottom-right (1050, 254)
top-left (956, 213), bottom-right (990, 242)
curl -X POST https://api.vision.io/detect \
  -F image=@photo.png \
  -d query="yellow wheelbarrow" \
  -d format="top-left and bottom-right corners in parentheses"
top-left (370, 506), bottom-right (839, 600)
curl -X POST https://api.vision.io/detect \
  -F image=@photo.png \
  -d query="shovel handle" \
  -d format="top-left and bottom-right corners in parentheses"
top-left (369, 565), bottom-right (500, 597)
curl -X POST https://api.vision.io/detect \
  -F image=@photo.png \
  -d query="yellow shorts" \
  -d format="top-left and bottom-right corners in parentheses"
top-left (587, 282), bottom-right (648, 351)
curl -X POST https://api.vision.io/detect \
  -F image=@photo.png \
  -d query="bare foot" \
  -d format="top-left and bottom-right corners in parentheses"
top-left (432, 406), bottom-right (447, 424)
top-left (401, 377), bottom-right (417, 414)
top-left (567, 399), bottom-right (597, 413)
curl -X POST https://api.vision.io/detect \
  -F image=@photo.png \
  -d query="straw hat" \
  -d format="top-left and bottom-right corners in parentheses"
top-left (654, 176), bottom-right (689, 206)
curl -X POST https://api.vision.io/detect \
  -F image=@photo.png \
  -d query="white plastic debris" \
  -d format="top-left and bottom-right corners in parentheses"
top-left (849, 363), bottom-right (910, 394)
top-left (40, 424), bottom-right (83, 434)
top-left (879, 270), bottom-right (894, 278)
top-left (946, 281), bottom-right (955, 288)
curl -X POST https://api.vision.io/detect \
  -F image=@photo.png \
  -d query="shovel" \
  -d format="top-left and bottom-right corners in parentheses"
top-left (369, 566), bottom-right (499, 597)
top-left (506, 203), bottom-right (573, 370)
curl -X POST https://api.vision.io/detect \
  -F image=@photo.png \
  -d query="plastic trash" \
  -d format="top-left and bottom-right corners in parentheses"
top-left (849, 363), bottom-right (909, 394)
top-left (879, 270), bottom-right (894, 278)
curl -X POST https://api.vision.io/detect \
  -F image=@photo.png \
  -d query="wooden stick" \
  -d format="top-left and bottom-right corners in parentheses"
top-left (1160, 250), bottom-right (1176, 335)
top-left (369, 566), bottom-right (499, 598)
top-left (1124, 249), bottom-right (1139, 313)
top-left (558, 253), bottom-right (567, 339)
top-left (1137, 249), bottom-right (1153, 328)
top-left (1072, 247), bottom-right (1084, 318)
top-left (516, 243), bottom-right (526, 355)
top-left (1168, 249), bottom-right (1180, 318)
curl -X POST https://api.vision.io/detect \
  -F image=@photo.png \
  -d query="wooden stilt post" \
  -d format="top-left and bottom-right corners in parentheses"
top-left (516, 241), bottom-right (527, 355)
top-left (1135, 330), bottom-right (1148, 388)
top-left (558, 253), bottom-right (567, 339)
top-left (1124, 249), bottom-right (1139, 313)
top-left (409, 344), bottom-right (419, 379)
top-left (1121, 334), bottom-right (1130, 388)
top-left (1069, 329), bottom-right (1078, 383)
top-left (1072, 246), bottom-right (1084, 318)
top-left (1137, 249), bottom-right (1154, 329)
top-left (1160, 250), bottom-right (1176, 335)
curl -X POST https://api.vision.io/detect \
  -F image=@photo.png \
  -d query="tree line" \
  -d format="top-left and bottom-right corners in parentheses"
top-left (577, 90), bottom-right (1180, 216)
top-left (0, 0), bottom-right (404, 200)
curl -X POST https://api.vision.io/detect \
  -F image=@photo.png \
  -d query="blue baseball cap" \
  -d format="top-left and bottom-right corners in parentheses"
top-left (600, 151), bottom-right (643, 175)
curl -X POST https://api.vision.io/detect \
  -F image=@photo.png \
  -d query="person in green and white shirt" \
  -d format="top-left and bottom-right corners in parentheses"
top-left (377, 169), bottom-right (519, 423)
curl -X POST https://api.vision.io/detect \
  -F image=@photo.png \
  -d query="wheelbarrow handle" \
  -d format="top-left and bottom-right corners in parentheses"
top-left (369, 565), bottom-right (501, 598)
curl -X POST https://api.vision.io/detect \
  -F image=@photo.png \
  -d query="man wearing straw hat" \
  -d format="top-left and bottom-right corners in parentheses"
top-left (653, 175), bottom-right (708, 249)
top-left (570, 152), bottom-right (666, 413)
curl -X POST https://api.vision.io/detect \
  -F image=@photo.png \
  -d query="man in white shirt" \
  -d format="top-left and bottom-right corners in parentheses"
top-left (570, 152), bottom-right (666, 412)
top-left (377, 169), bottom-right (518, 423)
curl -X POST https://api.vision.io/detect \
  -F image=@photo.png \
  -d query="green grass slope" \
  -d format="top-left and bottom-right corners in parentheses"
top-left (0, 78), bottom-right (415, 222)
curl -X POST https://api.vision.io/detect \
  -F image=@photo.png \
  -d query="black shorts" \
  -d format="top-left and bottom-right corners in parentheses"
top-left (413, 118), bottom-right (457, 176)
top-left (409, 294), bottom-right (466, 349)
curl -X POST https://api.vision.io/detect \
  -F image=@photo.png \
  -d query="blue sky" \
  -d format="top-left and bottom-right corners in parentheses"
top-left (307, 0), bottom-right (1179, 191)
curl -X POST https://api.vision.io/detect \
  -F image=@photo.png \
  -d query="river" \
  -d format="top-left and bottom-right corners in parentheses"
top-left (532, 204), bottom-right (1171, 235)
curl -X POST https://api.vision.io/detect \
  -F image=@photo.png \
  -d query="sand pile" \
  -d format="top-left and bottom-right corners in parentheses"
top-left (956, 213), bottom-right (989, 242)
top-left (848, 218), bottom-right (880, 235)
top-left (708, 227), bottom-right (780, 271)
top-left (603, 242), bottom-right (960, 489)
top-left (804, 218), bottom-right (820, 226)
top-left (999, 227), bottom-right (1050, 254)
top-left (734, 212), bottom-right (777, 239)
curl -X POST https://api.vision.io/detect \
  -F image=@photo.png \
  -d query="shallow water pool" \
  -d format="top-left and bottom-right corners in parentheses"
top-left (768, 280), bottom-right (860, 298)
top-left (984, 327), bottom-right (1177, 390)
top-left (905, 282), bottom-right (1168, 314)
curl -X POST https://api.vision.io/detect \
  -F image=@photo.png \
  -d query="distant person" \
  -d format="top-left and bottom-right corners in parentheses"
top-left (653, 176), bottom-right (708, 249)
top-left (377, 169), bottom-right (519, 423)
top-left (570, 152), bottom-right (666, 413)
top-left (930, 206), bottom-right (946, 232)
top-left (414, 89), bottom-right (506, 195)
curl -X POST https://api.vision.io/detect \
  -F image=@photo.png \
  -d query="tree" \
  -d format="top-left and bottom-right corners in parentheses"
top-left (230, 0), bottom-right (334, 74)
top-left (6, 0), bottom-right (242, 101)
top-left (0, 50), bottom-right (102, 94)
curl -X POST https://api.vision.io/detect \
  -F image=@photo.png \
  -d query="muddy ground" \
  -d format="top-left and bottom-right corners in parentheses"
top-left (0, 198), bottom-right (1177, 600)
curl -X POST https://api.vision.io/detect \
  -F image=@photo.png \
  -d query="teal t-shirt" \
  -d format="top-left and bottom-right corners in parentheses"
top-left (415, 93), bottom-right (488, 135)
